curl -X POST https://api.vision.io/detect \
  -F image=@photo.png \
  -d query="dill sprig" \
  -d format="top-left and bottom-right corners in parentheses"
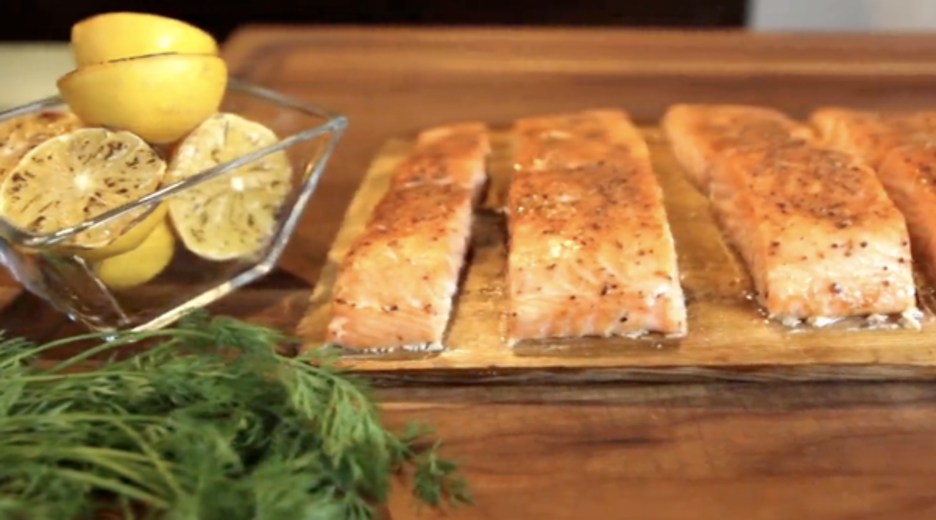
top-left (0, 310), bottom-right (470, 520)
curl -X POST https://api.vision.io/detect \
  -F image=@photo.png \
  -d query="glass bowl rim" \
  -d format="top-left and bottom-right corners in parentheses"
top-left (0, 78), bottom-right (348, 249)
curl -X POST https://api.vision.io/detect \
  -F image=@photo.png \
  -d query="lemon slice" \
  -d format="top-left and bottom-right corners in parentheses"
top-left (167, 112), bottom-right (292, 261)
top-left (96, 218), bottom-right (176, 290)
top-left (0, 128), bottom-right (166, 249)
top-left (0, 110), bottom-right (83, 183)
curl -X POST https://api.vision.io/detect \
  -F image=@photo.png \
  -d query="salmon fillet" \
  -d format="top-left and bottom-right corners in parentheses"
top-left (665, 104), bottom-right (917, 322)
top-left (326, 183), bottom-right (475, 350)
top-left (876, 143), bottom-right (936, 284)
top-left (810, 107), bottom-right (936, 169)
top-left (326, 122), bottom-right (490, 350)
top-left (390, 121), bottom-right (490, 196)
top-left (506, 110), bottom-right (687, 344)
top-left (661, 103), bottom-right (814, 190)
top-left (512, 109), bottom-right (650, 173)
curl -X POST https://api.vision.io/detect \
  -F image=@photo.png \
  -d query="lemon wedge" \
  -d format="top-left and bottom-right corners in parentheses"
top-left (166, 112), bottom-right (293, 261)
top-left (71, 12), bottom-right (219, 66)
top-left (96, 218), bottom-right (176, 290)
top-left (57, 53), bottom-right (227, 144)
top-left (0, 110), bottom-right (84, 183)
top-left (0, 128), bottom-right (166, 250)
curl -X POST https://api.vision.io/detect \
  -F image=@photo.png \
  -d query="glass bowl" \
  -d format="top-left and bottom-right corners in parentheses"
top-left (0, 79), bottom-right (347, 332)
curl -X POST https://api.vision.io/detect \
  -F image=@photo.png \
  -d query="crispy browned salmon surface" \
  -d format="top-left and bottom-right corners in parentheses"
top-left (326, 184), bottom-right (475, 350)
top-left (389, 121), bottom-right (490, 196)
top-left (326, 123), bottom-right (490, 350)
top-left (512, 109), bottom-right (650, 173)
top-left (811, 107), bottom-right (936, 169)
top-left (665, 104), bottom-right (917, 321)
top-left (506, 110), bottom-right (687, 344)
top-left (662, 103), bottom-right (814, 190)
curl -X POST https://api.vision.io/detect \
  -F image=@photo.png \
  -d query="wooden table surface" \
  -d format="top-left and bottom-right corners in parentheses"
top-left (12, 26), bottom-right (936, 520)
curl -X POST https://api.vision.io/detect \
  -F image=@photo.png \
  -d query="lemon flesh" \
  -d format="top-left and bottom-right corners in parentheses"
top-left (96, 218), bottom-right (175, 290)
top-left (0, 128), bottom-right (166, 250)
top-left (167, 113), bottom-right (293, 261)
top-left (71, 11), bottom-right (219, 66)
top-left (57, 53), bottom-right (228, 144)
top-left (0, 110), bottom-right (83, 183)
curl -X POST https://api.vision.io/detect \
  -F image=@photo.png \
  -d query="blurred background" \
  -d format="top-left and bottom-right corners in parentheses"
top-left (3, 0), bottom-right (746, 42)
top-left (2, 0), bottom-right (935, 109)
top-left (4, 0), bottom-right (936, 42)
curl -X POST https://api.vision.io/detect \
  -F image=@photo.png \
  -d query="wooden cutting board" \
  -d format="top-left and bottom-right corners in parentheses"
top-left (296, 124), bottom-right (936, 384)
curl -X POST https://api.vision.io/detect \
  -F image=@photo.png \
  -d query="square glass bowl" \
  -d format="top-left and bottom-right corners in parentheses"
top-left (0, 79), bottom-right (347, 332)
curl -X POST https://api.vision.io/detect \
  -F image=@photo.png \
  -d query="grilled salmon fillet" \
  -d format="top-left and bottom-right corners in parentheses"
top-left (661, 103), bottom-right (814, 190)
top-left (810, 107), bottom-right (936, 169)
top-left (326, 122), bottom-right (490, 350)
top-left (390, 121), bottom-right (490, 196)
top-left (326, 184), bottom-right (475, 350)
top-left (506, 110), bottom-right (687, 344)
top-left (877, 143), bottom-right (936, 284)
top-left (512, 109), bottom-right (650, 173)
top-left (665, 104), bottom-right (917, 322)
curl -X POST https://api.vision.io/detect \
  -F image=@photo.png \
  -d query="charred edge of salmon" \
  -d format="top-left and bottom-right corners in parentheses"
top-left (324, 182), bottom-right (478, 352)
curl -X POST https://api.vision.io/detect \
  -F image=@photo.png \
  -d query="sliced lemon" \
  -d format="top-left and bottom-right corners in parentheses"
top-left (71, 12), bottom-right (219, 66)
top-left (57, 53), bottom-right (228, 144)
top-left (0, 128), bottom-right (166, 250)
top-left (0, 110), bottom-right (84, 183)
top-left (166, 112), bottom-right (293, 261)
top-left (96, 218), bottom-right (175, 290)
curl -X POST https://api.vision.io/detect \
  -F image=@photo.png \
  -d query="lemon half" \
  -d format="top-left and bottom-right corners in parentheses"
top-left (57, 53), bottom-right (228, 144)
top-left (71, 202), bottom-right (169, 262)
top-left (96, 218), bottom-right (176, 290)
top-left (167, 112), bottom-right (293, 261)
top-left (0, 110), bottom-right (84, 183)
top-left (0, 128), bottom-right (166, 250)
top-left (71, 12), bottom-right (219, 66)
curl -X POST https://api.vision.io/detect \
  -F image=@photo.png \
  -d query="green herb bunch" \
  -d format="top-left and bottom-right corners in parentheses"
top-left (0, 311), bottom-right (469, 520)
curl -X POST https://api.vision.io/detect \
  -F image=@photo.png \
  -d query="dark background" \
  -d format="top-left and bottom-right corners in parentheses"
top-left (0, 0), bottom-right (747, 42)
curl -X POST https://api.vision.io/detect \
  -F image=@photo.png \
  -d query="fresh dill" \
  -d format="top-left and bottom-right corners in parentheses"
top-left (0, 310), bottom-right (470, 520)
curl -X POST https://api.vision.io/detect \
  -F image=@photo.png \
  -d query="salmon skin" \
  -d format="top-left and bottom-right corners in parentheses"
top-left (512, 109), bottom-right (650, 172)
top-left (325, 122), bottom-right (490, 351)
top-left (389, 122), bottom-right (490, 197)
top-left (506, 110), bottom-right (687, 345)
top-left (661, 104), bottom-right (814, 190)
top-left (664, 104), bottom-right (918, 323)
top-left (811, 107), bottom-right (936, 169)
